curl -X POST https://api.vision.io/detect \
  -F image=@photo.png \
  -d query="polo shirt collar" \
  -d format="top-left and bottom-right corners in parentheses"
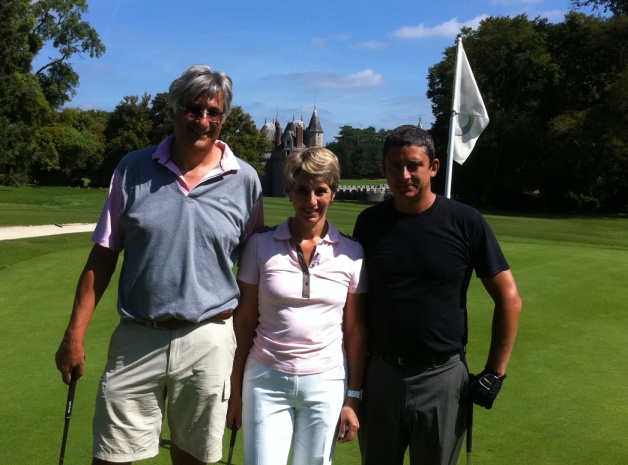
top-left (152, 135), bottom-right (242, 172)
top-left (274, 218), bottom-right (340, 245)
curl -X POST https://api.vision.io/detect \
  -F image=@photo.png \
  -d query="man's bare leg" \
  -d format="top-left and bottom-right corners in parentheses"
top-left (170, 441), bottom-right (205, 465)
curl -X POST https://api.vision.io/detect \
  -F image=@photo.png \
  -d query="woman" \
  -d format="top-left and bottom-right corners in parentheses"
top-left (227, 147), bottom-right (368, 465)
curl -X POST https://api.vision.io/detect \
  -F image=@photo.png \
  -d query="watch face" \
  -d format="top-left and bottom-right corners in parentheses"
top-left (347, 389), bottom-right (363, 400)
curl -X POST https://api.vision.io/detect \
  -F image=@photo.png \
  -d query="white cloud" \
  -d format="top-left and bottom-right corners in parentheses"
top-left (390, 15), bottom-right (488, 39)
top-left (317, 69), bottom-right (385, 89)
top-left (351, 40), bottom-right (389, 51)
top-left (311, 33), bottom-right (352, 48)
top-left (266, 70), bottom-right (386, 90)
top-left (330, 33), bottom-right (352, 41)
top-left (311, 38), bottom-right (327, 48)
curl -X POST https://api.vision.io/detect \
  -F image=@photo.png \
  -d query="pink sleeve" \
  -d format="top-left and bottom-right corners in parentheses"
top-left (91, 169), bottom-right (124, 252)
top-left (237, 233), bottom-right (260, 285)
top-left (244, 196), bottom-right (265, 240)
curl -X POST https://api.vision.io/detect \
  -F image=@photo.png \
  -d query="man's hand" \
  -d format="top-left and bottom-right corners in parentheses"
top-left (337, 401), bottom-right (360, 443)
top-left (55, 336), bottom-right (85, 385)
top-left (226, 392), bottom-right (242, 431)
top-left (470, 368), bottom-right (506, 410)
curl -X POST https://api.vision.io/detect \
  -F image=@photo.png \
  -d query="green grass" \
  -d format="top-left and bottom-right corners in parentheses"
top-left (1, 187), bottom-right (627, 464)
top-left (0, 186), bottom-right (107, 226)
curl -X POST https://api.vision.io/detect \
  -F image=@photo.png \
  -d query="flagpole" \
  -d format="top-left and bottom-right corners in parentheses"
top-left (445, 36), bottom-right (463, 199)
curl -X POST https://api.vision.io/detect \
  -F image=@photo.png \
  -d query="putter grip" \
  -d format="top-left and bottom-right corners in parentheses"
top-left (230, 421), bottom-right (238, 447)
top-left (59, 371), bottom-right (78, 465)
top-left (65, 376), bottom-right (77, 419)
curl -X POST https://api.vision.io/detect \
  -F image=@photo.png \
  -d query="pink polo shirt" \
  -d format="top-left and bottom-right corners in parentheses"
top-left (237, 219), bottom-right (368, 375)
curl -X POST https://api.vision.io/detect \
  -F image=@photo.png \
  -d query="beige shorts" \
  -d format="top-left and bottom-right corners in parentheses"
top-left (92, 318), bottom-right (236, 463)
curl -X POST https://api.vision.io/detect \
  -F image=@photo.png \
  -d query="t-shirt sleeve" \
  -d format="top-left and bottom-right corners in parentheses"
top-left (472, 213), bottom-right (510, 278)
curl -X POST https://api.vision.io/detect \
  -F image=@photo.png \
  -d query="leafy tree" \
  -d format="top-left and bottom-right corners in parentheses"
top-left (0, 0), bottom-right (49, 185)
top-left (0, 74), bottom-right (48, 185)
top-left (221, 106), bottom-right (272, 173)
top-left (571, 0), bottom-right (628, 16)
top-left (30, 0), bottom-right (105, 109)
top-left (428, 16), bottom-right (560, 206)
top-left (97, 94), bottom-right (153, 186)
top-left (0, 0), bottom-right (104, 185)
top-left (590, 68), bottom-right (628, 211)
top-left (31, 108), bottom-right (107, 186)
top-left (327, 126), bottom-right (388, 179)
top-left (149, 92), bottom-right (172, 144)
top-left (0, 0), bottom-right (34, 74)
top-left (568, 67), bottom-right (628, 211)
top-left (540, 12), bottom-right (628, 210)
top-left (427, 13), bottom-right (627, 212)
top-left (546, 12), bottom-right (628, 111)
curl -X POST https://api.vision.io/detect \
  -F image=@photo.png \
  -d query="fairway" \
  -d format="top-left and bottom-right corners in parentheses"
top-left (1, 189), bottom-right (627, 464)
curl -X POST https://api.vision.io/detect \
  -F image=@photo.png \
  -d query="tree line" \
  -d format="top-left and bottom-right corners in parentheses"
top-left (426, 7), bottom-right (628, 212)
top-left (329, 3), bottom-right (627, 213)
top-left (1, 0), bottom-right (627, 212)
top-left (0, 0), bottom-right (269, 188)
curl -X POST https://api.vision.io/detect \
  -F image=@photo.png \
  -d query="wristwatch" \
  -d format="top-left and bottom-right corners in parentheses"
top-left (346, 389), bottom-right (363, 400)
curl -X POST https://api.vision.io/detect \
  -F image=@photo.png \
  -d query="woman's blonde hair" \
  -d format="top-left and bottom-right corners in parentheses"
top-left (283, 147), bottom-right (340, 193)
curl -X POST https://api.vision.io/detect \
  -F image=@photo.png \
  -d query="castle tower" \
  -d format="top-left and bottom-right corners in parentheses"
top-left (260, 106), bottom-right (325, 197)
top-left (274, 116), bottom-right (282, 147)
top-left (306, 107), bottom-right (324, 147)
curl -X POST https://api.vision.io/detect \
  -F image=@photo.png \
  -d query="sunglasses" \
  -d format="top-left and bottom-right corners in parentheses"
top-left (178, 106), bottom-right (224, 121)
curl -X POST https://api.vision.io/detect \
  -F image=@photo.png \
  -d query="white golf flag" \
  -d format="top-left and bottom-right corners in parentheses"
top-left (452, 41), bottom-right (489, 164)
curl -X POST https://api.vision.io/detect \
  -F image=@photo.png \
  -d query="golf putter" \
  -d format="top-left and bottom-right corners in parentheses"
top-left (59, 370), bottom-right (78, 465)
top-left (227, 420), bottom-right (238, 465)
top-left (466, 397), bottom-right (474, 465)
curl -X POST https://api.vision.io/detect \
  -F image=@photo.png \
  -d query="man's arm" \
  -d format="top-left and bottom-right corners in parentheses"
top-left (55, 244), bottom-right (119, 384)
top-left (481, 269), bottom-right (522, 376)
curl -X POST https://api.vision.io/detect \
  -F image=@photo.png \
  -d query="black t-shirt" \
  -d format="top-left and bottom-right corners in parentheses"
top-left (353, 195), bottom-right (509, 357)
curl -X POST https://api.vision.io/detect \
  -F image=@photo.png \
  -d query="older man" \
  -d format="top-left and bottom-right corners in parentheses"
top-left (55, 65), bottom-right (264, 465)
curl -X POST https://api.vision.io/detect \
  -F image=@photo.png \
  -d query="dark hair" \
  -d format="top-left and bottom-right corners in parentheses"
top-left (382, 125), bottom-right (436, 162)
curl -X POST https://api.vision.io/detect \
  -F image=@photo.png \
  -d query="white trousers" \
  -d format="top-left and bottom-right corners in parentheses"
top-left (242, 357), bottom-right (346, 465)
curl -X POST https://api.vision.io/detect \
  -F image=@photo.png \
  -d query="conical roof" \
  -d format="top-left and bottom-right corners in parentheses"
top-left (307, 107), bottom-right (323, 133)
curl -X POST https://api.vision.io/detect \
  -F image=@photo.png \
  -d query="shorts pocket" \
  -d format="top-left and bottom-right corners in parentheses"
top-left (223, 378), bottom-right (231, 402)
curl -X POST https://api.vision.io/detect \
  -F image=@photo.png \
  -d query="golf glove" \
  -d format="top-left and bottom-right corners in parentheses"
top-left (470, 367), bottom-right (506, 410)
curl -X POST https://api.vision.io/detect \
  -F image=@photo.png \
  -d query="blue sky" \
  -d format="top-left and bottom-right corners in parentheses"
top-left (44, 0), bottom-right (577, 141)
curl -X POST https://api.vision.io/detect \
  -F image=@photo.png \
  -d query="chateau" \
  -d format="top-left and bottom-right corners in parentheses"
top-left (258, 107), bottom-right (404, 202)
top-left (259, 107), bottom-right (323, 197)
